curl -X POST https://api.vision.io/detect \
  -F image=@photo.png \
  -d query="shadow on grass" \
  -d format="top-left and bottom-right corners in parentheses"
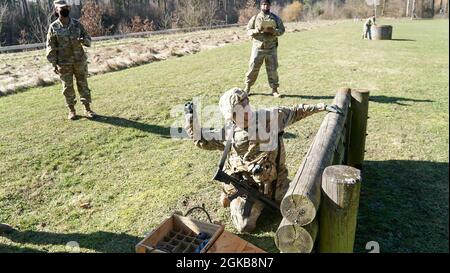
top-left (249, 93), bottom-right (334, 100)
top-left (251, 93), bottom-right (433, 106)
top-left (88, 115), bottom-right (187, 138)
top-left (391, 39), bottom-right (416, 42)
top-left (355, 160), bottom-right (449, 253)
top-left (238, 209), bottom-right (283, 253)
top-left (0, 243), bottom-right (47, 253)
top-left (1, 230), bottom-right (141, 253)
top-left (369, 96), bottom-right (433, 105)
top-left (283, 132), bottom-right (298, 139)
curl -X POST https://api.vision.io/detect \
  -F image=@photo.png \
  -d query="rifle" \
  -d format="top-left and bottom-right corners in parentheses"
top-left (212, 131), bottom-right (280, 217)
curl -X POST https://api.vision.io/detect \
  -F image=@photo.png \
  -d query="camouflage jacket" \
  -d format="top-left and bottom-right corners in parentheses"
top-left (364, 17), bottom-right (376, 27)
top-left (46, 18), bottom-right (91, 66)
top-left (185, 104), bottom-right (326, 187)
top-left (247, 11), bottom-right (285, 49)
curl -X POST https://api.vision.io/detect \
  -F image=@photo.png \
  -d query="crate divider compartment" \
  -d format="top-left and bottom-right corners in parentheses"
top-left (136, 214), bottom-right (224, 253)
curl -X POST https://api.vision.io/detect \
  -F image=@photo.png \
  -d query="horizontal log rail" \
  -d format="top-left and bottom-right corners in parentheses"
top-left (276, 88), bottom-right (370, 253)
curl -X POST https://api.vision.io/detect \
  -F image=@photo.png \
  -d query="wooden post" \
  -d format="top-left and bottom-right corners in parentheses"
top-left (318, 165), bottom-right (361, 253)
top-left (275, 217), bottom-right (318, 253)
top-left (280, 88), bottom-right (352, 226)
top-left (347, 89), bottom-right (370, 170)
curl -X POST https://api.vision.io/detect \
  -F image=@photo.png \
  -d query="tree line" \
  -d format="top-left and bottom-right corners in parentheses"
top-left (0, 0), bottom-right (447, 46)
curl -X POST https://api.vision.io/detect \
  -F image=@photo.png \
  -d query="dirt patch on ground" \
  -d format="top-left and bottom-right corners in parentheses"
top-left (0, 20), bottom-right (342, 96)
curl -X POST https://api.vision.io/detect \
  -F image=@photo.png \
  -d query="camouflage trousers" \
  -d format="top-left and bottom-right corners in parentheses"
top-left (58, 61), bottom-right (92, 106)
top-left (245, 45), bottom-right (279, 90)
top-left (363, 26), bottom-right (372, 40)
top-left (223, 175), bottom-right (290, 233)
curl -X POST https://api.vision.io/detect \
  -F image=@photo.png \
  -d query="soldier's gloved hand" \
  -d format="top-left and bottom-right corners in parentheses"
top-left (53, 64), bottom-right (59, 75)
top-left (325, 104), bottom-right (344, 115)
top-left (184, 102), bottom-right (194, 115)
top-left (78, 37), bottom-right (87, 45)
top-left (184, 102), bottom-right (194, 123)
top-left (265, 27), bottom-right (276, 35)
top-left (250, 164), bottom-right (263, 175)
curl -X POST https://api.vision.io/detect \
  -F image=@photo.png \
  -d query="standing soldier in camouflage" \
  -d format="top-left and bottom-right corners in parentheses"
top-left (244, 0), bottom-right (285, 98)
top-left (362, 15), bottom-right (376, 40)
top-left (46, 0), bottom-right (96, 120)
top-left (184, 88), bottom-right (342, 232)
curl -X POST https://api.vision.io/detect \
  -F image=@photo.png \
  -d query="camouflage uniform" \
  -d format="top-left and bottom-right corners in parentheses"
top-left (185, 88), bottom-right (327, 232)
top-left (363, 17), bottom-right (376, 40)
top-left (46, 17), bottom-right (92, 106)
top-left (245, 11), bottom-right (285, 91)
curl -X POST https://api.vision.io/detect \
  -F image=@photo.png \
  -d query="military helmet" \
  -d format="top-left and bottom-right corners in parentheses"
top-left (219, 88), bottom-right (249, 120)
top-left (261, 0), bottom-right (271, 5)
top-left (54, 0), bottom-right (70, 8)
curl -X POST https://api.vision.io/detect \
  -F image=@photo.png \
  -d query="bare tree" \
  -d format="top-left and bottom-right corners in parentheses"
top-left (29, 4), bottom-right (53, 43)
top-left (176, 0), bottom-right (221, 27)
top-left (0, 3), bottom-right (7, 36)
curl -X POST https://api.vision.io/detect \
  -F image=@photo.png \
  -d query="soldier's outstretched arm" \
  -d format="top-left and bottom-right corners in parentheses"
top-left (46, 26), bottom-right (58, 66)
top-left (184, 105), bottom-right (225, 151)
top-left (278, 103), bottom-right (343, 129)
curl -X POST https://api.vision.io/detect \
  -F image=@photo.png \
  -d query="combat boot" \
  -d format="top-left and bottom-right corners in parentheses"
top-left (220, 192), bottom-right (230, 208)
top-left (272, 87), bottom-right (281, 98)
top-left (68, 105), bottom-right (77, 120)
top-left (83, 103), bottom-right (97, 118)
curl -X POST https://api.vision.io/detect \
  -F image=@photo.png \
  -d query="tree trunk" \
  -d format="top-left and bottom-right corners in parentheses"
top-left (406, 0), bottom-right (410, 17)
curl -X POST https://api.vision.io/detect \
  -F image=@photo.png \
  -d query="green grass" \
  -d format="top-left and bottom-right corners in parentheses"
top-left (0, 19), bottom-right (448, 253)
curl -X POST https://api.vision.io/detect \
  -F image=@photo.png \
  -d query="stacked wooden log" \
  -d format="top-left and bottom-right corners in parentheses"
top-left (275, 88), bottom-right (370, 253)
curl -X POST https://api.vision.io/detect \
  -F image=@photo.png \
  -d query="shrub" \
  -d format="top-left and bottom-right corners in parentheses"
top-left (282, 1), bottom-right (304, 22)
top-left (80, 0), bottom-right (104, 37)
top-left (238, 0), bottom-right (259, 24)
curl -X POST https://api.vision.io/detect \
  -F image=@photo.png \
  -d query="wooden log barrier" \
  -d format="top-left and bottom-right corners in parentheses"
top-left (280, 88), bottom-right (352, 226)
top-left (318, 165), bottom-right (362, 253)
top-left (347, 90), bottom-right (370, 170)
top-left (275, 217), bottom-right (318, 253)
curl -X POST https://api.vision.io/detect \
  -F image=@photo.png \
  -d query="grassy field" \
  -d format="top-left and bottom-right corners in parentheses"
top-left (0, 21), bottom-right (338, 96)
top-left (0, 19), bottom-right (448, 253)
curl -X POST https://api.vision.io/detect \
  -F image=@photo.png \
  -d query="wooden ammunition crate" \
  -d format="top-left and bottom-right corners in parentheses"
top-left (136, 214), bottom-right (224, 253)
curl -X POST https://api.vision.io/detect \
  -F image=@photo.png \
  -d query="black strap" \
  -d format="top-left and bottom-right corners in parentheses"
top-left (272, 131), bottom-right (284, 199)
top-left (217, 124), bottom-right (234, 170)
top-left (218, 124), bottom-right (255, 217)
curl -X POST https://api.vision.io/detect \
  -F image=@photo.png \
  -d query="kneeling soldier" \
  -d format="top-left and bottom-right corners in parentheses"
top-left (184, 88), bottom-right (342, 232)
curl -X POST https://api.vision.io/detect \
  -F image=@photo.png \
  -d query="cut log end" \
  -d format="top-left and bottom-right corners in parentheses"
top-left (280, 195), bottom-right (316, 226)
top-left (275, 218), bottom-right (318, 253)
top-left (326, 165), bottom-right (362, 185)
